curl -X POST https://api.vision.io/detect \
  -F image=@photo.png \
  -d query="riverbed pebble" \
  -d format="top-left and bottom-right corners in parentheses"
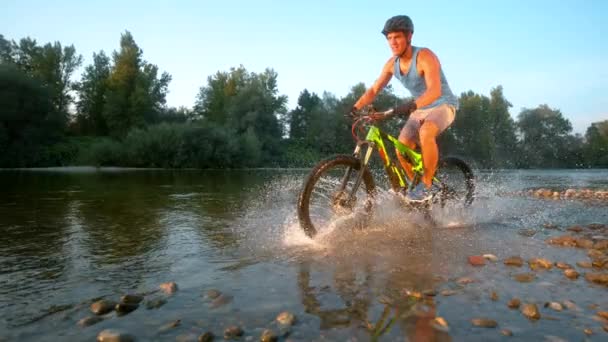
top-left (521, 303), bottom-right (540, 320)
top-left (159, 282), bottom-right (178, 295)
top-left (504, 256), bottom-right (524, 267)
top-left (77, 316), bottom-right (104, 327)
top-left (471, 318), bottom-right (497, 328)
top-left (96, 329), bottom-right (134, 342)
top-left (276, 311), bottom-right (296, 326)
top-left (508, 298), bottom-right (521, 309)
top-left (224, 325), bottom-right (243, 339)
top-left (91, 300), bottom-right (116, 315)
top-left (260, 329), bottom-right (278, 342)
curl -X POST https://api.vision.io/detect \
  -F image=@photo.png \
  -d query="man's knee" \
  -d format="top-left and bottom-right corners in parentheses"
top-left (398, 136), bottom-right (416, 149)
top-left (419, 122), bottom-right (439, 142)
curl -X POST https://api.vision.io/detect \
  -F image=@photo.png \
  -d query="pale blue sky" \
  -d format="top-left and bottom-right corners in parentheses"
top-left (2, 0), bottom-right (607, 133)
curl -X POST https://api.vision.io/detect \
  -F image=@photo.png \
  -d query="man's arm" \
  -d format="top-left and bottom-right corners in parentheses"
top-left (414, 48), bottom-right (442, 108)
top-left (353, 58), bottom-right (394, 110)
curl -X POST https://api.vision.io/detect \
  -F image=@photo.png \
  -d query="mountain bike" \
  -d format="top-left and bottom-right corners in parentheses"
top-left (297, 106), bottom-right (475, 238)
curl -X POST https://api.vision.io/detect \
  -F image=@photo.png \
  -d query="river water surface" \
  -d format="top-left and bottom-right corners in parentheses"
top-left (1, 168), bottom-right (607, 341)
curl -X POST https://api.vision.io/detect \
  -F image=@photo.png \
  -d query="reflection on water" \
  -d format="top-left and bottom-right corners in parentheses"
top-left (0, 168), bottom-right (607, 341)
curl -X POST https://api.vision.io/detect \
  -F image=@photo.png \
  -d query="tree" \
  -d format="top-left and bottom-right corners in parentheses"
top-left (583, 120), bottom-right (608, 167)
top-left (517, 104), bottom-right (576, 168)
top-left (75, 51), bottom-right (111, 135)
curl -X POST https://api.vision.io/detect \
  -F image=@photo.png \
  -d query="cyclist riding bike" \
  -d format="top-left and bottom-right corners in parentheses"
top-left (349, 15), bottom-right (459, 203)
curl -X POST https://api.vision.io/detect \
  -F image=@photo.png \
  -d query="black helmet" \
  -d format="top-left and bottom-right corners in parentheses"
top-left (382, 15), bottom-right (414, 36)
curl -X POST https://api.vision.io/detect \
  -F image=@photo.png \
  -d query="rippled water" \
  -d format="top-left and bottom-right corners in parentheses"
top-left (0, 168), bottom-right (607, 341)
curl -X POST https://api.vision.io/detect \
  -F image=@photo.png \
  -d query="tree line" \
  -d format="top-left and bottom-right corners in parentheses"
top-left (0, 32), bottom-right (606, 169)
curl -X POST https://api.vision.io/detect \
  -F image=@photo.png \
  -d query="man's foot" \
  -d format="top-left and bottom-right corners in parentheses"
top-left (404, 182), bottom-right (433, 202)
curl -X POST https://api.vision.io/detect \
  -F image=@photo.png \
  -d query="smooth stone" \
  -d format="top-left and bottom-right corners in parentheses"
top-left (490, 291), bottom-right (499, 301)
top-left (597, 311), bottom-right (608, 320)
top-left (529, 258), bottom-right (553, 269)
top-left (513, 273), bottom-right (536, 283)
top-left (158, 319), bottom-right (181, 333)
top-left (224, 326), bottom-right (244, 340)
top-left (507, 298), bottom-right (521, 309)
top-left (504, 256), bottom-right (524, 267)
top-left (159, 282), bottom-right (178, 295)
top-left (588, 249), bottom-right (605, 259)
top-left (546, 235), bottom-right (577, 247)
top-left (456, 277), bottom-right (476, 284)
top-left (575, 238), bottom-right (594, 249)
top-left (471, 318), bottom-right (497, 328)
top-left (97, 329), bottom-right (135, 342)
top-left (468, 255), bottom-right (486, 266)
top-left (91, 300), bottom-right (116, 315)
top-left (115, 303), bottom-right (139, 315)
top-left (120, 294), bottom-right (143, 304)
top-left (501, 329), bottom-right (513, 336)
top-left (483, 254), bottom-right (498, 262)
top-left (594, 240), bottom-right (608, 250)
top-left (431, 317), bottom-right (449, 332)
top-left (585, 272), bottom-right (608, 285)
top-left (584, 328), bottom-right (593, 335)
top-left (518, 229), bottom-right (536, 237)
top-left (576, 261), bottom-right (592, 268)
top-left (521, 303), bottom-right (541, 320)
top-left (276, 311), bottom-right (296, 326)
top-left (563, 300), bottom-right (580, 311)
top-left (198, 332), bottom-right (214, 342)
top-left (145, 298), bottom-right (167, 310)
top-left (260, 329), bottom-right (278, 342)
top-left (566, 226), bottom-right (584, 233)
top-left (545, 302), bottom-right (563, 311)
top-left (77, 316), bottom-right (104, 327)
top-left (555, 262), bottom-right (573, 269)
top-left (205, 289), bottom-right (222, 299)
top-left (210, 294), bottom-right (233, 308)
top-left (440, 289), bottom-right (457, 296)
top-left (564, 269), bottom-right (580, 279)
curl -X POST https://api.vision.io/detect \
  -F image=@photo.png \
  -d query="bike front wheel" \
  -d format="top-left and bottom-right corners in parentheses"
top-left (297, 155), bottom-right (376, 238)
top-left (434, 156), bottom-right (475, 208)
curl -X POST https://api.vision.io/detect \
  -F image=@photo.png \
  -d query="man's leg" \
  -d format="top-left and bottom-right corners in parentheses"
top-left (419, 104), bottom-right (456, 188)
top-left (419, 121), bottom-right (440, 188)
top-left (397, 115), bottom-right (422, 181)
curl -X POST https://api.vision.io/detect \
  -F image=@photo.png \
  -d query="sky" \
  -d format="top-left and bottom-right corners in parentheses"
top-left (2, 0), bottom-right (607, 134)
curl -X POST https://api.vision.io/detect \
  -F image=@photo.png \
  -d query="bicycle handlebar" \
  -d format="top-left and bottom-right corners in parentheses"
top-left (350, 107), bottom-right (403, 142)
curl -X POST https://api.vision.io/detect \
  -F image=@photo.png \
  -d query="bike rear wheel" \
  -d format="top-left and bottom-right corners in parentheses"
top-left (297, 155), bottom-right (376, 238)
top-left (434, 156), bottom-right (475, 207)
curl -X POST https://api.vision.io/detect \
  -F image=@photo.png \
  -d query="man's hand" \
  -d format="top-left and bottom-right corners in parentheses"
top-left (393, 100), bottom-right (417, 118)
top-left (345, 106), bottom-right (358, 119)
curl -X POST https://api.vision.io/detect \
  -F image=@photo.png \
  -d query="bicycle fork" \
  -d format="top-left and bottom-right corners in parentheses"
top-left (333, 143), bottom-right (374, 210)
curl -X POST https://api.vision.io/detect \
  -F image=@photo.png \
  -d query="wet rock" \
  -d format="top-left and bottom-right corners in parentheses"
top-left (586, 272), bottom-right (608, 285)
top-left (490, 291), bottom-right (499, 301)
top-left (205, 289), bottom-right (222, 299)
top-left (440, 289), bottom-right (457, 296)
top-left (158, 319), bottom-right (181, 333)
top-left (276, 311), bottom-right (296, 326)
top-left (588, 223), bottom-right (606, 230)
top-left (501, 329), bottom-right (513, 336)
top-left (555, 262), bottom-right (573, 269)
top-left (91, 299), bottom-right (116, 315)
top-left (592, 258), bottom-right (608, 268)
top-left (198, 332), bottom-right (214, 342)
top-left (604, 325), bottom-right (608, 333)
top-left (145, 298), bottom-right (167, 310)
top-left (508, 298), bottom-right (521, 309)
top-left (563, 300), bottom-right (581, 311)
top-left (584, 328), bottom-right (593, 335)
top-left (594, 240), bottom-right (608, 250)
top-left (521, 303), bottom-right (541, 320)
top-left (210, 294), bottom-right (233, 308)
top-left (77, 316), bottom-right (104, 327)
top-left (518, 229), bottom-right (536, 237)
top-left (597, 311), bottom-right (608, 320)
top-left (529, 258), bottom-right (553, 270)
top-left (159, 282), bottom-right (178, 295)
top-left (404, 289), bottom-right (423, 299)
top-left (588, 249), bottom-right (606, 259)
top-left (513, 273), bottom-right (536, 283)
top-left (223, 325), bottom-right (244, 340)
top-left (576, 261), bottom-right (593, 268)
top-left (504, 256), bottom-right (524, 267)
top-left (546, 235), bottom-right (577, 247)
top-left (564, 269), bottom-right (580, 280)
top-left (456, 277), bottom-right (476, 284)
top-left (422, 289), bottom-right (437, 297)
top-left (564, 189), bottom-right (576, 198)
top-left (97, 329), bottom-right (135, 342)
top-left (175, 333), bottom-right (198, 342)
top-left (483, 254), bottom-right (498, 262)
top-left (260, 329), bottom-right (278, 342)
top-left (431, 317), bottom-right (449, 332)
top-left (471, 318), bottom-right (497, 328)
top-left (575, 238), bottom-right (594, 249)
top-left (120, 294), bottom-right (143, 305)
top-left (544, 335), bottom-right (568, 342)
top-left (544, 223), bottom-right (559, 230)
top-left (115, 302), bottom-right (139, 315)
top-left (545, 302), bottom-right (563, 311)
top-left (468, 255), bottom-right (485, 266)
top-left (566, 226), bottom-right (584, 233)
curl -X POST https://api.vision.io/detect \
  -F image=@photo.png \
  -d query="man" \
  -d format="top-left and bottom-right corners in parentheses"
top-left (351, 15), bottom-right (458, 202)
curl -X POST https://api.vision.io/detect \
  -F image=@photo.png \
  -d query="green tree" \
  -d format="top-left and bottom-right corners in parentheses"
top-left (517, 104), bottom-right (576, 168)
top-left (583, 120), bottom-right (608, 167)
top-left (75, 51), bottom-right (111, 135)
